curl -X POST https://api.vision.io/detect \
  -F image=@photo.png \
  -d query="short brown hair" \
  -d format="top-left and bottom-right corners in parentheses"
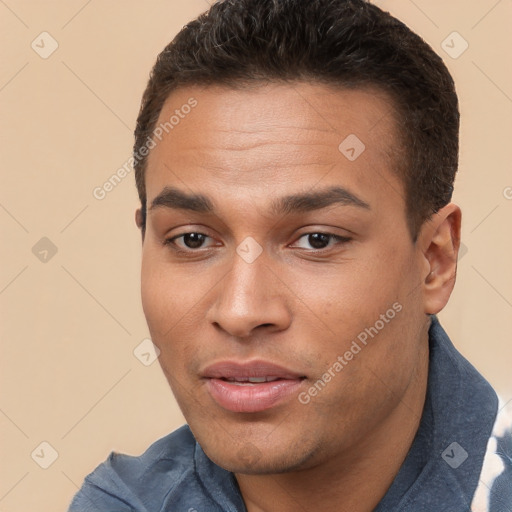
top-left (134, 0), bottom-right (459, 241)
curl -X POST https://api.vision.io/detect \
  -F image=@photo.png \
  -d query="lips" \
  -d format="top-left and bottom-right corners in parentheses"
top-left (202, 360), bottom-right (306, 413)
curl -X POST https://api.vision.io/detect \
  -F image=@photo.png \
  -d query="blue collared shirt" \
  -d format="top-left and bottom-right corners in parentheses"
top-left (68, 316), bottom-right (512, 511)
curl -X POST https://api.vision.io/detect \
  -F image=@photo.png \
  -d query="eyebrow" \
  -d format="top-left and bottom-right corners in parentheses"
top-left (148, 185), bottom-right (370, 215)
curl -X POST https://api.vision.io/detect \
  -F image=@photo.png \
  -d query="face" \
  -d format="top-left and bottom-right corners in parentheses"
top-left (138, 82), bottom-right (431, 474)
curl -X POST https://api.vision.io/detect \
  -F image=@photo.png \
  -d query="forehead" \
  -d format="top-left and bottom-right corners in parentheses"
top-left (145, 82), bottom-right (405, 215)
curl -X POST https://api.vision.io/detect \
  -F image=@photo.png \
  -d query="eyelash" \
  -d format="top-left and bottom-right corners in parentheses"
top-left (163, 232), bottom-right (352, 255)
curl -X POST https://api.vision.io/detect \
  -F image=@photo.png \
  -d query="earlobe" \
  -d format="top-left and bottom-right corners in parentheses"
top-left (135, 208), bottom-right (143, 229)
top-left (419, 203), bottom-right (462, 315)
top-left (135, 208), bottom-right (145, 242)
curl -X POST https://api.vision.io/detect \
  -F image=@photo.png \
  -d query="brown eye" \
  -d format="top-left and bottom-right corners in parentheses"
top-left (180, 233), bottom-right (207, 249)
top-left (164, 232), bottom-right (212, 251)
top-left (293, 233), bottom-right (352, 251)
top-left (307, 233), bottom-right (330, 249)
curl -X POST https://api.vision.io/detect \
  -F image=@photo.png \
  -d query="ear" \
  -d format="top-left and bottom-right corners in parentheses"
top-left (416, 203), bottom-right (462, 315)
top-left (135, 207), bottom-right (145, 243)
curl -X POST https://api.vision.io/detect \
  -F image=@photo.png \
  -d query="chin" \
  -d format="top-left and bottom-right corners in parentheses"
top-left (200, 434), bottom-right (318, 475)
top-left (212, 453), bottom-right (305, 475)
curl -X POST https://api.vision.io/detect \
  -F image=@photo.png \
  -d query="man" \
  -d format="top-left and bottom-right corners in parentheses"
top-left (69, 0), bottom-right (512, 510)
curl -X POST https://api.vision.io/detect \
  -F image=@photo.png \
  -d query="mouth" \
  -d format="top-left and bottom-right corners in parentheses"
top-left (202, 360), bottom-right (307, 413)
top-left (219, 376), bottom-right (286, 385)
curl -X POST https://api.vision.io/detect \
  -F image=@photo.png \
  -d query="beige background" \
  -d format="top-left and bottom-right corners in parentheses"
top-left (0, 0), bottom-right (511, 510)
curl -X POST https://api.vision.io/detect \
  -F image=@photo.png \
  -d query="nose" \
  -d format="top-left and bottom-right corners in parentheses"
top-left (207, 250), bottom-right (292, 339)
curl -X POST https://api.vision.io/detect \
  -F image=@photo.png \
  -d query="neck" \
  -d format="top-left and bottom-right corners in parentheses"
top-left (235, 339), bottom-right (430, 512)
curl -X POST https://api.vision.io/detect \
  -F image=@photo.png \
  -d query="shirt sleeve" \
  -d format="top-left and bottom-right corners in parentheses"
top-left (67, 480), bottom-right (136, 512)
top-left (66, 455), bottom-right (152, 512)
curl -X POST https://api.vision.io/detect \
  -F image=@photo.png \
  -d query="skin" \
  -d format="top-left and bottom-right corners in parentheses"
top-left (135, 82), bottom-right (461, 512)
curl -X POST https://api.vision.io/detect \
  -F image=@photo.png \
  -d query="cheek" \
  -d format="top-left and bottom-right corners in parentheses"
top-left (140, 254), bottom-right (189, 346)
top-left (140, 255), bottom-right (210, 369)
top-left (140, 258), bottom-right (167, 336)
top-left (140, 250), bottom-right (195, 332)
top-left (291, 249), bottom-right (419, 374)
top-left (288, 257), bottom-right (396, 332)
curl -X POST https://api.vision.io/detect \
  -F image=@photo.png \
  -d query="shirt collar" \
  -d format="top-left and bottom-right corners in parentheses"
top-left (377, 314), bottom-right (498, 510)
